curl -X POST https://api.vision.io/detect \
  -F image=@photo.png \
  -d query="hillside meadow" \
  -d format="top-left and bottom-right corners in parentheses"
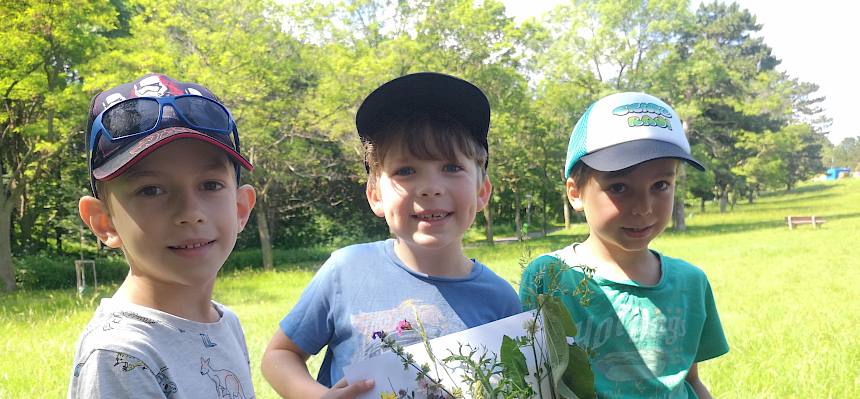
top-left (1, 178), bottom-right (858, 398)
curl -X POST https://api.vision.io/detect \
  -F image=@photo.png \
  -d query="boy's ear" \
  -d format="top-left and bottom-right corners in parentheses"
top-left (366, 182), bottom-right (385, 218)
top-left (565, 178), bottom-right (584, 212)
top-left (79, 196), bottom-right (122, 248)
top-left (235, 184), bottom-right (257, 232)
top-left (476, 176), bottom-right (492, 212)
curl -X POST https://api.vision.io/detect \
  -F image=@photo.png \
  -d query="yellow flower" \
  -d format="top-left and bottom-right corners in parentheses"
top-left (380, 391), bottom-right (397, 399)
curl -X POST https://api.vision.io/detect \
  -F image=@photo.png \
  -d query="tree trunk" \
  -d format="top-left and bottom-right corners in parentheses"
top-left (256, 200), bottom-right (274, 270)
top-left (700, 197), bottom-right (705, 213)
top-left (719, 187), bottom-right (728, 213)
top-left (0, 201), bottom-right (15, 292)
top-left (484, 193), bottom-right (494, 245)
top-left (672, 164), bottom-right (687, 231)
top-left (514, 189), bottom-right (522, 241)
top-left (562, 191), bottom-right (571, 230)
top-left (542, 201), bottom-right (548, 236)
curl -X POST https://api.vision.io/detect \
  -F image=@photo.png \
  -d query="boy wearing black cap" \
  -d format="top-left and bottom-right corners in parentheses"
top-left (261, 73), bottom-right (521, 399)
top-left (69, 74), bottom-right (257, 398)
top-left (520, 92), bottom-right (729, 398)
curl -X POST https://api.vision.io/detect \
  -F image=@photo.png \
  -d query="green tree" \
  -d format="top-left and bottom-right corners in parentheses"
top-left (0, 0), bottom-right (116, 291)
top-left (827, 136), bottom-right (860, 171)
top-left (83, 0), bottom-right (335, 268)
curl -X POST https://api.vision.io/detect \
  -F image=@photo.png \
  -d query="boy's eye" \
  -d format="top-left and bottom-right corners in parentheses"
top-left (443, 164), bottom-right (463, 173)
top-left (393, 167), bottom-right (415, 176)
top-left (137, 186), bottom-right (163, 197)
top-left (653, 181), bottom-right (671, 191)
top-left (202, 181), bottom-right (225, 191)
top-left (607, 183), bottom-right (626, 194)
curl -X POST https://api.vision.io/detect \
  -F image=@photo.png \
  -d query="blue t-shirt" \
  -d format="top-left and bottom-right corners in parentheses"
top-left (520, 245), bottom-right (729, 399)
top-left (280, 239), bottom-right (521, 386)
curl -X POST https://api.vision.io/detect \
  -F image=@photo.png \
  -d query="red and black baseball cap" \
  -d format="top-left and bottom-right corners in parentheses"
top-left (86, 73), bottom-right (252, 196)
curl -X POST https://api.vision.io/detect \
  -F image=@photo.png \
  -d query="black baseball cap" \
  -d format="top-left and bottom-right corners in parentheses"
top-left (355, 72), bottom-right (490, 158)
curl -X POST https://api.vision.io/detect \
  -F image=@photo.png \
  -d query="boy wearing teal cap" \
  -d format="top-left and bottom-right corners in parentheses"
top-left (520, 92), bottom-right (728, 398)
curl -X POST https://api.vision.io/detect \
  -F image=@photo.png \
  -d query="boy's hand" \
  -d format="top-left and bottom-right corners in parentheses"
top-left (321, 378), bottom-right (374, 399)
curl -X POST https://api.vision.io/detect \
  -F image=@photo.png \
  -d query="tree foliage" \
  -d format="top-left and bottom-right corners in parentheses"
top-left (1, 0), bottom-right (834, 290)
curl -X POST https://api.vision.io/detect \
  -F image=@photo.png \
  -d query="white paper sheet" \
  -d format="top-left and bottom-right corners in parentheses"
top-left (344, 310), bottom-right (551, 399)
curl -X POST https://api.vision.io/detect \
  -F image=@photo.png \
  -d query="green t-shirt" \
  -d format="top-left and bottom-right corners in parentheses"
top-left (519, 244), bottom-right (729, 399)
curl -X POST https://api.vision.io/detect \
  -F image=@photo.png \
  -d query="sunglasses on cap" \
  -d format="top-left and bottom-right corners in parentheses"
top-left (88, 94), bottom-right (241, 165)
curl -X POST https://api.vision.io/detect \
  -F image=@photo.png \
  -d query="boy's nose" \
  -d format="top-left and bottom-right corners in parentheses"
top-left (417, 178), bottom-right (443, 197)
top-left (173, 192), bottom-right (207, 225)
top-left (631, 193), bottom-right (653, 216)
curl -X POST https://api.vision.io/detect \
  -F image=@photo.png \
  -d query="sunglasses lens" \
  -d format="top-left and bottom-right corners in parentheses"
top-left (102, 99), bottom-right (160, 138)
top-left (175, 96), bottom-right (230, 131)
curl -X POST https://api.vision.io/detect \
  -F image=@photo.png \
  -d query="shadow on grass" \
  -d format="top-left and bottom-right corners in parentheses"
top-left (748, 192), bottom-right (837, 206)
top-left (665, 211), bottom-right (860, 236)
top-left (467, 232), bottom-right (589, 249)
top-left (758, 182), bottom-right (836, 198)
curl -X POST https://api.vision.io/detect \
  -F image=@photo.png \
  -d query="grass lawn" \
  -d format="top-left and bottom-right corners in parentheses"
top-left (1, 178), bottom-right (858, 398)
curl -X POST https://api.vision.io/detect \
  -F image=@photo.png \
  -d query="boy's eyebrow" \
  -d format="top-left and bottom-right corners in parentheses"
top-left (605, 167), bottom-right (676, 179)
top-left (123, 159), bottom-right (231, 180)
top-left (123, 169), bottom-right (163, 180)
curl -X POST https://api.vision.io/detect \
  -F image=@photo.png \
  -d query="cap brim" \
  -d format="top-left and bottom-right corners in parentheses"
top-left (356, 72), bottom-right (490, 149)
top-left (580, 139), bottom-right (705, 172)
top-left (92, 127), bottom-right (253, 180)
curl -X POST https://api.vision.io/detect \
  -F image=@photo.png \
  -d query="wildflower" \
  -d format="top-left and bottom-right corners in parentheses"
top-left (372, 330), bottom-right (386, 340)
top-left (396, 319), bottom-right (413, 335)
top-left (522, 317), bottom-right (538, 336)
top-left (380, 391), bottom-right (397, 399)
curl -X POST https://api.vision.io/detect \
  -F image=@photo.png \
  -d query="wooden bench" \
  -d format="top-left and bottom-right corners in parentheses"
top-left (785, 216), bottom-right (826, 229)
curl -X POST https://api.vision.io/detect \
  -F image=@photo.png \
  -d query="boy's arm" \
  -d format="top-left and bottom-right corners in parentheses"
top-left (685, 363), bottom-right (714, 399)
top-left (261, 329), bottom-right (373, 399)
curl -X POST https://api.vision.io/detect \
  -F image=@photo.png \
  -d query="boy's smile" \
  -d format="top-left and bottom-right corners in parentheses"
top-left (91, 139), bottom-right (255, 289)
top-left (570, 158), bottom-right (678, 260)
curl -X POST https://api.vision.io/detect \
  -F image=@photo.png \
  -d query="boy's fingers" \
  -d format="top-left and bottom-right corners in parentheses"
top-left (343, 379), bottom-right (374, 397)
top-left (332, 378), bottom-right (349, 389)
top-left (330, 378), bottom-right (374, 399)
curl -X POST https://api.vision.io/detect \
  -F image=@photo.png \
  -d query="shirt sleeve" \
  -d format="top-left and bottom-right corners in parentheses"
top-left (694, 278), bottom-right (730, 362)
top-left (69, 350), bottom-right (166, 399)
top-left (279, 255), bottom-right (339, 356)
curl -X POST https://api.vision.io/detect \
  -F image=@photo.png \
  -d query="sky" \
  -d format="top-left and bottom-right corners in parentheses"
top-left (501, 0), bottom-right (860, 145)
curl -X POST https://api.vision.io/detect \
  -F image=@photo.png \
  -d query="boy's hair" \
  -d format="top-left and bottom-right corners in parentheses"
top-left (356, 72), bottom-right (491, 179)
top-left (564, 92), bottom-right (704, 177)
top-left (567, 161), bottom-right (597, 193)
top-left (85, 73), bottom-right (253, 198)
top-left (364, 111), bottom-right (488, 189)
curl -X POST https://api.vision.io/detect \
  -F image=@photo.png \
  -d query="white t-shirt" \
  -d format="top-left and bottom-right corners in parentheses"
top-left (68, 298), bottom-right (254, 398)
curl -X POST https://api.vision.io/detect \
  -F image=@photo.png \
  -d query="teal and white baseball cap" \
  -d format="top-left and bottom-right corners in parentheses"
top-left (564, 92), bottom-right (704, 178)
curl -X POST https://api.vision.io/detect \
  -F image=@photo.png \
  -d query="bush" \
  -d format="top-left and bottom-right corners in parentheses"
top-left (13, 246), bottom-right (335, 289)
top-left (14, 255), bottom-right (128, 290)
top-left (221, 246), bottom-right (332, 273)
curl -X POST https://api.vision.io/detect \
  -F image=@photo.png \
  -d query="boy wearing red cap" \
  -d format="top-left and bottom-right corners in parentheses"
top-left (68, 74), bottom-right (257, 398)
top-left (520, 92), bottom-right (729, 398)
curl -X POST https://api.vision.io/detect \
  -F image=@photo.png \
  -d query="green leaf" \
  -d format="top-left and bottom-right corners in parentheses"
top-left (564, 343), bottom-right (596, 399)
top-left (540, 296), bottom-right (573, 392)
top-left (543, 295), bottom-right (578, 337)
top-left (499, 335), bottom-right (529, 392)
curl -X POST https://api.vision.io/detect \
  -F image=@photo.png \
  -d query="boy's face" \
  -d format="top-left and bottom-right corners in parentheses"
top-left (80, 139), bottom-right (255, 288)
top-left (366, 139), bottom-right (491, 254)
top-left (567, 158), bottom-right (677, 256)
